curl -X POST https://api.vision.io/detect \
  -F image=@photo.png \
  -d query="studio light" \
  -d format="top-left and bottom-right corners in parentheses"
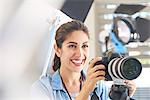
top-left (112, 17), bottom-right (140, 44)
top-left (111, 4), bottom-right (150, 44)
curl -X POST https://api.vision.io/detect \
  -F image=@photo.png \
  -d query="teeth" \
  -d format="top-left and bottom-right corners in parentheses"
top-left (72, 60), bottom-right (82, 64)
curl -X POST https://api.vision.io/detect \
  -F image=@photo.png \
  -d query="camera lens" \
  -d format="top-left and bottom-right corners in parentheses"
top-left (108, 57), bottom-right (142, 80)
top-left (121, 57), bottom-right (142, 80)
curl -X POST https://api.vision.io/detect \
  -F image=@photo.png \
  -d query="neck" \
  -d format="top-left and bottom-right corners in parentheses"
top-left (60, 67), bottom-right (81, 85)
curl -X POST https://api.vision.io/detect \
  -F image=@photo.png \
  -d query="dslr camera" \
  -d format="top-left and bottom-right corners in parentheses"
top-left (94, 52), bottom-right (142, 81)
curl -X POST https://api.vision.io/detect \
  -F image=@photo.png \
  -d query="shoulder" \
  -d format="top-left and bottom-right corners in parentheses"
top-left (31, 74), bottom-right (53, 99)
top-left (39, 74), bottom-right (52, 87)
top-left (31, 70), bottom-right (65, 100)
top-left (32, 74), bottom-right (53, 91)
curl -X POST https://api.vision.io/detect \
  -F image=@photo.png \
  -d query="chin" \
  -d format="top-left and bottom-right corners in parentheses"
top-left (74, 67), bottom-right (83, 73)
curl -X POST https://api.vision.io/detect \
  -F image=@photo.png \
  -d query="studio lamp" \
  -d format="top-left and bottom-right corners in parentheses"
top-left (112, 17), bottom-right (140, 44)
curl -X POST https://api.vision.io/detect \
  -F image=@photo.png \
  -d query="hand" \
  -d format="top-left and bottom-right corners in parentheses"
top-left (124, 80), bottom-right (136, 97)
top-left (76, 57), bottom-right (105, 100)
top-left (84, 57), bottom-right (105, 93)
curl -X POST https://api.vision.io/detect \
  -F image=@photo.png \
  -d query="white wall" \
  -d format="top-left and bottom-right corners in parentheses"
top-left (85, 2), bottom-right (96, 59)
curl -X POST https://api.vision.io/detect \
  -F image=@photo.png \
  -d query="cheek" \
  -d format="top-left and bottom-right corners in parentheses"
top-left (60, 52), bottom-right (73, 66)
top-left (85, 49), bottom-right (89, 57)
top-left (60, 50), bottom-right (73, 60)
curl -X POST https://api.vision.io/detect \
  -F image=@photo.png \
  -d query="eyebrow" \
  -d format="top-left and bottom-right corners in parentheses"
top-left (67, 41), bottom-right (89, 44)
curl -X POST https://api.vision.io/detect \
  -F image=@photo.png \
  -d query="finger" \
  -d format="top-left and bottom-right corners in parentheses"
top-left (89, 70), bottom-right (105, 79)
top-left (87, 65), bottom-right (105, 76)
top-left (124, 80), bottom-right (136, 87)
top-left (95, 76), bottom-right (105, 81)
top-left (124, 80), bottom-right (136, 92)
top-left (89, 57), bottom-right (102, 69)
top-left (94, 73), bottom-right (105, 82)
top-left (94, 65), bottom-right (105, 72)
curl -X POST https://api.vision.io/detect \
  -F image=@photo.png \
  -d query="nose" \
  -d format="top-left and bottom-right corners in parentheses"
top-left (75, 47), bottom-right (84, 57)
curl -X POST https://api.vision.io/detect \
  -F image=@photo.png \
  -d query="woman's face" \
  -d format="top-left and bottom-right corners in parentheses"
top-left (57, 30), bottom-right (89, 73)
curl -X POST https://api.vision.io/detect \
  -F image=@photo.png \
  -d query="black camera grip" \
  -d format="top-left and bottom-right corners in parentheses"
top-left (94, 57), bottom-right (112, 81)
top-left (94, 57), bottom-right (108, 67)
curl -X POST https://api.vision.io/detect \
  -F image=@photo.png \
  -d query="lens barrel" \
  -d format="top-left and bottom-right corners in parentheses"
top-left (108, 57), bottom-right (142, 80)
top-left (94, 56), bottom-right (142, 81)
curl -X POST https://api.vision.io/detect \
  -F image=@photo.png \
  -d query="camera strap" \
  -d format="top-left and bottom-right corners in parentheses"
top-left (91, 88), bottom-right (100, 100)
top-left (60, 71), bottom-right (84, 100)
top-left (61, 76), bottom-right (83, 100)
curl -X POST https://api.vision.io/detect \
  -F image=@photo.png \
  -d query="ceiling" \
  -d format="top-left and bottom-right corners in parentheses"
top-left (94, 0), bottom-right (150, 67)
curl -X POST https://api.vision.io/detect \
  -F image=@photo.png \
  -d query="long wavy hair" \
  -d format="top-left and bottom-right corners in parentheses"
top-left (53, 20), bottom-right (90, 71)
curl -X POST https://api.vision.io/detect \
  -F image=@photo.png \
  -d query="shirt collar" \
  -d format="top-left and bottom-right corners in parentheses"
top-left (51, 70), bottom-right (98, 92)
top-left (51, 70), bottom-right (65, 91)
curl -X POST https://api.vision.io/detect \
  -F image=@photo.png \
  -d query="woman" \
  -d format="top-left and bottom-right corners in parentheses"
top-left (31, 20), bottom-right (136, 100)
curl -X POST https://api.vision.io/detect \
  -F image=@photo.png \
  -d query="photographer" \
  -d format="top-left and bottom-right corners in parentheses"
top-left (31, 20), bottom-right (136, 100)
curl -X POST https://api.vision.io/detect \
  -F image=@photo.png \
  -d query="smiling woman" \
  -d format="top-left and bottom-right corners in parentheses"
top-left (31, 20), bottom-right (137, 100)
top-left (31, 20), bottom-right (110, 100)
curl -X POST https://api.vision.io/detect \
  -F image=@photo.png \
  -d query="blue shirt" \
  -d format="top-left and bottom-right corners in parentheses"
top-left (31, 70), bottom-right (110, 100)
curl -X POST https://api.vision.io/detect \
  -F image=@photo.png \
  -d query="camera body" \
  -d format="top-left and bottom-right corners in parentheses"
top-left (94, 52), bottom-right (142, 81)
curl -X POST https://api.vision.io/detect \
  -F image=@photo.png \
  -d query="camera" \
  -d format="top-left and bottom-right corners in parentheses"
top-left (94, 52), bottom-right (142, 81)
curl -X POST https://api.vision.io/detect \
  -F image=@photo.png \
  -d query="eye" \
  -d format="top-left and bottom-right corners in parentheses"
top-left (68, 44), bottom-right (76, 48)
top-left (82, 44), bottom-right (89, 48)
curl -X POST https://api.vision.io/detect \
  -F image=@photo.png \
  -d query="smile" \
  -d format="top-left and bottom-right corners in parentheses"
top-left (71, 59), bottom-right (84, 66)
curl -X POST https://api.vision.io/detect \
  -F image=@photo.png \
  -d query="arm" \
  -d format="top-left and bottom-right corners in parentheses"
top-left (76, 57), bottom-right (106, 100)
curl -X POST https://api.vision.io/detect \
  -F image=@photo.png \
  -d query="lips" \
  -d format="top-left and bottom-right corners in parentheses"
top-left (71, 59), bottom-right (84, 66)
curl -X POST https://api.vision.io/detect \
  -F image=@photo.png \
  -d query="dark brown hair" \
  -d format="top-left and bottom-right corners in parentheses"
top-left (53, 20), bottom-right (90, 71)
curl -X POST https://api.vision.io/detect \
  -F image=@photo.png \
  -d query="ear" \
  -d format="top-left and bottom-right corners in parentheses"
top-left (54, 43), bottom-right (61, 57)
